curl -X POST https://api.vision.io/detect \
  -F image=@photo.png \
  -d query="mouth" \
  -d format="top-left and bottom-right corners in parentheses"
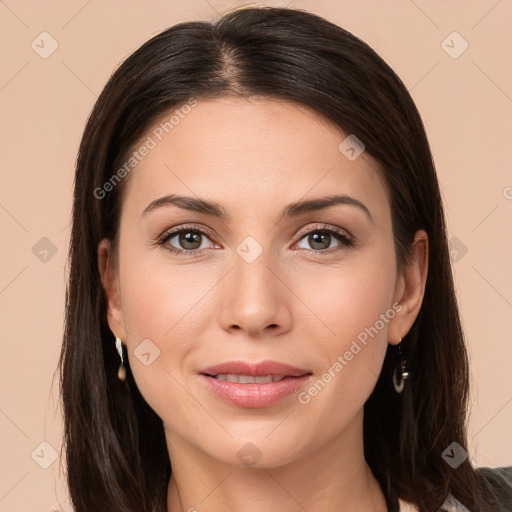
top-left (198, 360), bottom-right (313, 408)
top-left (209, 374), bottom-right (288, 383)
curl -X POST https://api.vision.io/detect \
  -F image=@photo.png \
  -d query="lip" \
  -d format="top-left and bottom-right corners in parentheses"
top-left (200, 360), bottom-right (311, 378)
top-left (199, 360), bottom-right (313, 408)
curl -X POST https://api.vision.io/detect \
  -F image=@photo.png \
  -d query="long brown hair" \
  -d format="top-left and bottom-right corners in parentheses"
top-left (58, 6), bottom-right (501, 511)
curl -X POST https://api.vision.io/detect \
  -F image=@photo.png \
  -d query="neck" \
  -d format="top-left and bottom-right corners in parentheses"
top-left (165, 409), bottom-right (387, 512)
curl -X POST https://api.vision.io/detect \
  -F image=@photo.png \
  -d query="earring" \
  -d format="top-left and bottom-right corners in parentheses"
top-left (392, 338), bottom-right (409, 394)
top-left (115, 337), bottom-right (126, 381)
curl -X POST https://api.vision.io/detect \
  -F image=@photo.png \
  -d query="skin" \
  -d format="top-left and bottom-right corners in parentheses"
top-left (98, 97), bottom-right (428, 512)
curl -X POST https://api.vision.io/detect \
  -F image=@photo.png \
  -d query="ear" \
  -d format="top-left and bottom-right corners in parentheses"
top-left (98, 238), bottom-right (127, 340)
top-left (388, 229), bottom-right (428, 345)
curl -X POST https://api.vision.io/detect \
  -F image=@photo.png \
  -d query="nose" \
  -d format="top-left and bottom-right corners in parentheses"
top-left (219, 244), bottom-right (292, 338)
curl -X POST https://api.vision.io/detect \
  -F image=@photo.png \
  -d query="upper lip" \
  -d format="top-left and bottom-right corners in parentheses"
top-left (200, 360), bottom-right (311, 377)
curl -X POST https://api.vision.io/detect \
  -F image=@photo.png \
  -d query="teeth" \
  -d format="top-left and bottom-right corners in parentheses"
top-left (213, 374), bottom-right (286, 383)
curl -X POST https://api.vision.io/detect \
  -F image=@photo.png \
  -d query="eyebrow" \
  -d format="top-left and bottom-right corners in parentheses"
top-left (141, 193), bottom-right (373, 223)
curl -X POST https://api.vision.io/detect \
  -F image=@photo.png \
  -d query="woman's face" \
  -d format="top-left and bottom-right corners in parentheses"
top-left (100, 97), bottom-right (423, 468)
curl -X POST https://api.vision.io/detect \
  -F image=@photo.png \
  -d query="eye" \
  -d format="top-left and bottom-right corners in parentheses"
top-left (155, 223), bottom-right (354, 257)
top-left (294, 224), bottom-right (354, 253)
top-left (157, 224), bottom-right (216, 256)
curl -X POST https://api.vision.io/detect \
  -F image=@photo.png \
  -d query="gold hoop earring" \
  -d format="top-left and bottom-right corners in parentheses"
top-left (392, 337), bottom-right (408, 394)
top-left (115, 337), bottom-right (126, 381)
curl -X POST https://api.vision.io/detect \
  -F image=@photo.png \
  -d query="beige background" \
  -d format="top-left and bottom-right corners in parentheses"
top-left (1, 0), bottom-right (511, 510)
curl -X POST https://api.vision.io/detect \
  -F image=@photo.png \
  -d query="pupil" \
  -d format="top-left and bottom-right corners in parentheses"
top-left (310, 232), bottom-right (330, 250)
top-left (180, 231), bottom-right (201, 249)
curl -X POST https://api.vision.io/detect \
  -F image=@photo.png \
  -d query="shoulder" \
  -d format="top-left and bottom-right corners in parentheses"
top-left (398, 466), bottom-right (512, 512)
top-left (476, 465), bottom-right (512, 510)
top-left (441, 466), bottom-right (512, 512)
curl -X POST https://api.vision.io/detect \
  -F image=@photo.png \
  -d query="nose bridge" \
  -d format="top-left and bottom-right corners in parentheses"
top-left (220, 233), bottom-right (289, 334)
top-left (233, 234), bottom-right (278, 303)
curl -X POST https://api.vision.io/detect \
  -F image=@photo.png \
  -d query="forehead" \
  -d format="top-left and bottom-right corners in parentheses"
top-left (121, 97), bottom-right (389, 222)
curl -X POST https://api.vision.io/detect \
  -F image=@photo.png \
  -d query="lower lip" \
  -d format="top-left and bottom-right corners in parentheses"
top-left (200, 374), bottom-right (312, 408)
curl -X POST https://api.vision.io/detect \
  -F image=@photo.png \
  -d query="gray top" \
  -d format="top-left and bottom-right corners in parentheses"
top-left (395, 466), bottom-right (512, 511)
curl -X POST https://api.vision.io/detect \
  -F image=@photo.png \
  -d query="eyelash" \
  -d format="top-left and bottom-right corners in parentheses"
top-left (156, 223), bottom-right (354, 257)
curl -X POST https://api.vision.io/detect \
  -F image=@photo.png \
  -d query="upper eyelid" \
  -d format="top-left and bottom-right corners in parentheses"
top-left (296, 224), bottom-right (351, 239)
top-left (160, 224), bottom-right (216, 243)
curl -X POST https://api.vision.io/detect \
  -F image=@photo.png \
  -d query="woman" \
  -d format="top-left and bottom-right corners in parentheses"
top-left (58, 6), bottom-right (512, 512)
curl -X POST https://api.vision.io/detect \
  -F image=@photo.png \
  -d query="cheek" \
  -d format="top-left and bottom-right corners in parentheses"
top-left (117, 247), bottom-right (220, 415)
top-left (118, 232), bottom-right (222, 343)
top-left (292, 244), bottom-right (397, 348)
top-left (290, 243), bottom-right (397, 404)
